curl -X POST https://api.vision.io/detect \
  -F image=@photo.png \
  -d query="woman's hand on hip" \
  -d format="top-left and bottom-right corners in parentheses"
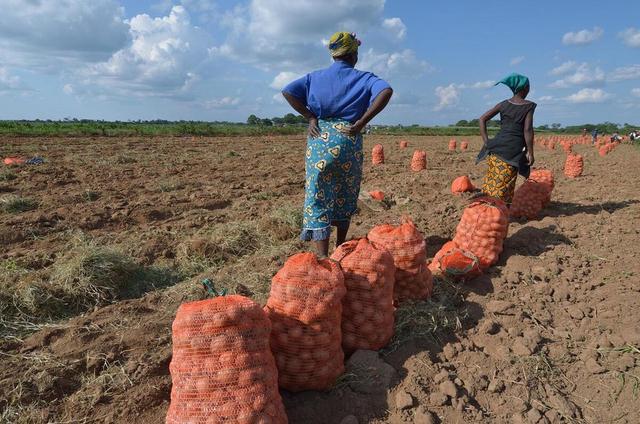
top-left (308, 117), bottom-right (320, 138)
top-left (340, 119), bottom-right (365, 137)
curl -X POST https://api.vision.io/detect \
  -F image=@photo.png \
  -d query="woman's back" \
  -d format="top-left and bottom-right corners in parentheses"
top-left (498, 100), bottom-right (536, 135)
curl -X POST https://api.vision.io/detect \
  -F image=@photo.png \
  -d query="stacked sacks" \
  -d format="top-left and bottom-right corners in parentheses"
top-left (265, 253), bottom-right (346, 392)
top-left (368, 217), bottom-right (433, 303)
top-left (411, 150), bottom-right (427, 171)
top-left (429, 241), bottom-right (482, 281)
top-left (331, 238), bottom-right (395, 354)
top-left (451, 175), bottom-right (475, 195)
top-left (529, 169), bottom-right (554, 207)
top-left (460, 140), bottom-right (469, 151)
top-left (372, 144), bottom-right (384, 165)
top-left (452, 197), bottom-right (509, 270)
top-left (564, 153), bottom-right (584, 178)
top-left (448, 139), bottom-right (457, 151)
top-left (167, 295), bottom-right (287, 424)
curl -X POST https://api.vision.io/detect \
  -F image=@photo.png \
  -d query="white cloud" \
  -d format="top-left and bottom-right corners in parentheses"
top-left (0, 67), bottom-right (21, 91)
top-left (0, 0), bottom-right (129, 67)
top-left (63, 84), bottom-right (74, 95)
top-left (608, 64), bottom-right (640, 82)
top-left (510, 56), bottom-right (525, 66)
top-left (382, 17), bottom-right (407, 40)
top-left (213, 0), bottom-right (385, 71)
top-left (549, 63), bottom-right (605, 88)
top-left (550, 61), bottom-right (578, 76)
top-left (464, 80), bottom-right (494, 89)
top-left (434, 84), bottom-right (460, 111)
top-left (203, 96), bottom-right (241, 109)
top-left (538, 95), bottom-right (555, 102)
top-left (632, 88), bottom-right (640, 97)
top-left (619, 28), bottom-right (640, 48)
top-left (80, 6), bottom-right (213, 98)
top-left (562, 27), bottom-right (603, 45)
top-left (565, 88), bottom-right (610, 103)
top-left (270, 71), bottom-right (302, 90)
top-left (358, 48), bottom-right (431, 78)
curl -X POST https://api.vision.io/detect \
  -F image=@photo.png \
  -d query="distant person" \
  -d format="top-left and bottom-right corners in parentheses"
top-left (281, 31), bottom-right (393, 257)
top-left (611, 132), bottom-right (622, 142)
top-left (582, 128), bottom-right (587, 137)
top-left (476, 73), bottom-right (536, 205)
top-left (592, 128), bottom-right (599, 144)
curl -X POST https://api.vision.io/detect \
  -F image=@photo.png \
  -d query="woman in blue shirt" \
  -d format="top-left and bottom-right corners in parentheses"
top-left (282, 31), bottom-right (393, 257)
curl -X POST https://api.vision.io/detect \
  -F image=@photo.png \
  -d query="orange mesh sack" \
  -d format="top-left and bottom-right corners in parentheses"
top-left (411, 150), bottom-right (426, 171)
top-left (372, 144), bottom-right (384, 165)
top-left (510, 180), bottom-right (547, 220)
top-left (430, 241), bottom-right (481, 281)
top-left (451, 175), bottom-right (475, 195)
top-left (369, 190), bottom-right (385, 201)
top-left (399, 140), bottom-right (408, 148)
top-left (529, 169), bottom-right (554, 206)
top-left (331, 238), bottom-right (395, 354)
top-left (167, 295), bottom-right (287, 424)
top-left (453, 197), bottom-right (509, 270)
top-left (368, 217), bottom-right (433, 303)
top-left (564, 153), bottom-right (584, 178)
top-left (448, 139), bottom-right (457, 151)
top-left (460, 141), bottom-right (469, 151)
top-left (264, 252), bottom-right (346, 392)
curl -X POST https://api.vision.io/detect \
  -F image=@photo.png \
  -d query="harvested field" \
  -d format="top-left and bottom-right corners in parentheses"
top-left (1, 135), bottom-right (639, 423)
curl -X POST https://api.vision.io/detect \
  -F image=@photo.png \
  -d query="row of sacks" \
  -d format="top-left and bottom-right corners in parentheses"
top-left (167, 218), bottom-right (433, 423)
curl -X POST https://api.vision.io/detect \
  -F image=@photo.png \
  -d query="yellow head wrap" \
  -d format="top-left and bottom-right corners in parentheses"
top-left (328, 31), bottom-right (361, 58)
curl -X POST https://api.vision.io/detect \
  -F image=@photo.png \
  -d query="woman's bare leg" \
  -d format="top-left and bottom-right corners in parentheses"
top-left (313, 239), bottom-right (330, 258)
top-left (336, 221), bottom-right (350, 247)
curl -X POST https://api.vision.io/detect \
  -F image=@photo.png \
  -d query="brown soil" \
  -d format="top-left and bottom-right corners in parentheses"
top-left (1, 135), bottom-right (639, 424)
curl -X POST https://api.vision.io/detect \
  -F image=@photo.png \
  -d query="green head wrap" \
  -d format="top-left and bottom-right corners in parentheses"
top-left (495, 73), bottom-right (530, 94)
top-left (328, 31), bottom-right (361, 58)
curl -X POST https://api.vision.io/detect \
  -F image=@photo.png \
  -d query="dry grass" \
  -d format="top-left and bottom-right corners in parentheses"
top-left (0, 195), bottom-right (38, 213)
top-left (0, 234), bottom-right (179, 341)
top-left (384, 278), bottom-right (467, 352)
top-left (0, 170), bottom-right (17, 182)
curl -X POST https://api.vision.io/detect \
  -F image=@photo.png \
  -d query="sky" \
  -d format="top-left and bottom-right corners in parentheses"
top-left (0, 0), bottom-right (639, 126)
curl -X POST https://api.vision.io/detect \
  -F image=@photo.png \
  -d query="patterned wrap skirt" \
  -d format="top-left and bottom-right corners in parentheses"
top-left (300, 118), bottom-right (364, 241)
top-left (482, 154), bottom-right (518, 204)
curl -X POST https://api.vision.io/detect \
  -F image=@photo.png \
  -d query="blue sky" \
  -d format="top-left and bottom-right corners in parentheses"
top-left (0, 0), bottom-right (639, 126)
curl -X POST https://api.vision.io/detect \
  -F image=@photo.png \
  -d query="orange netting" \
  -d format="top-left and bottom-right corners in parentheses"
top-left (429, 240), bottom-right (482, 281)
top-left (564, 153), bottom-right (584, 178)
top-left (264, 252), bottom-right (346, 392)
top-left (451, 175), bottom-right (475, 195)
top-left (167, 295), bottom-right (287, 424)
top-left (460, 141), bottom-right (469, 151)
top-left (368, 217), bottom-right (433, 303)
top-left (453, 197), bottom-right (509, 270)
top-left (399, 140), bottom-right (408, 149)
top-left (411, 150), bottom-right (427, 171)
top-left (510, 180), bottom-right (550, 220)
top-left (372, 144), bottom-right (384, 165)
top-left (529, 169), bottom-right (554, 207)
top-left (369, 190), bottom-right (385, 201)
top-left (448, 139), bottom-right (457, 151)
top-left (3, 157), bottom-right (26, 166)
top-left (331, 238), bottom-right (395, 354)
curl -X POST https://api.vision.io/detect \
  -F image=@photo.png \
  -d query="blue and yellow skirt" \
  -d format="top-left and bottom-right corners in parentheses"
top-left (300, 119), bottom-right (363, 241)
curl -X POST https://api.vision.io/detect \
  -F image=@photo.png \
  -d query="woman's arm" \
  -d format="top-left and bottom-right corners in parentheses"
top-left (282, 91), bottom-right (320, 138)
top-left (524, 109), bottom-right (535, 166)
top-left (479, 103), bottom-right (501, 144)
top-left (342, 88), bottom-right (393, 136)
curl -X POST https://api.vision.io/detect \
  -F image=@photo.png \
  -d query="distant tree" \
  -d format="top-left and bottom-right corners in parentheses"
top-left (272, 117), bottom-right (284, 126)
top-left (260, 118), bottom-right (273, 126)
top-left (283, 113), bottom-right (298, 124)
top-left (551, 123), bottom-right (562, 130)
top-left (456, 119), bottom-right (469, 126)
top-left (247, 114), bottom-right (260, 125)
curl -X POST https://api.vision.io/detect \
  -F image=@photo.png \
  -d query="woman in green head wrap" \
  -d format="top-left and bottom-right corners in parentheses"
top-left (281, 31), bottom-right (393, 257)
top-left (476, 73), bottom-right (536, 205)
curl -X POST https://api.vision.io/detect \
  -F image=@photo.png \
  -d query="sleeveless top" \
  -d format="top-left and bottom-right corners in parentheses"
top-left (477, 100), bottom-right (537, 178)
